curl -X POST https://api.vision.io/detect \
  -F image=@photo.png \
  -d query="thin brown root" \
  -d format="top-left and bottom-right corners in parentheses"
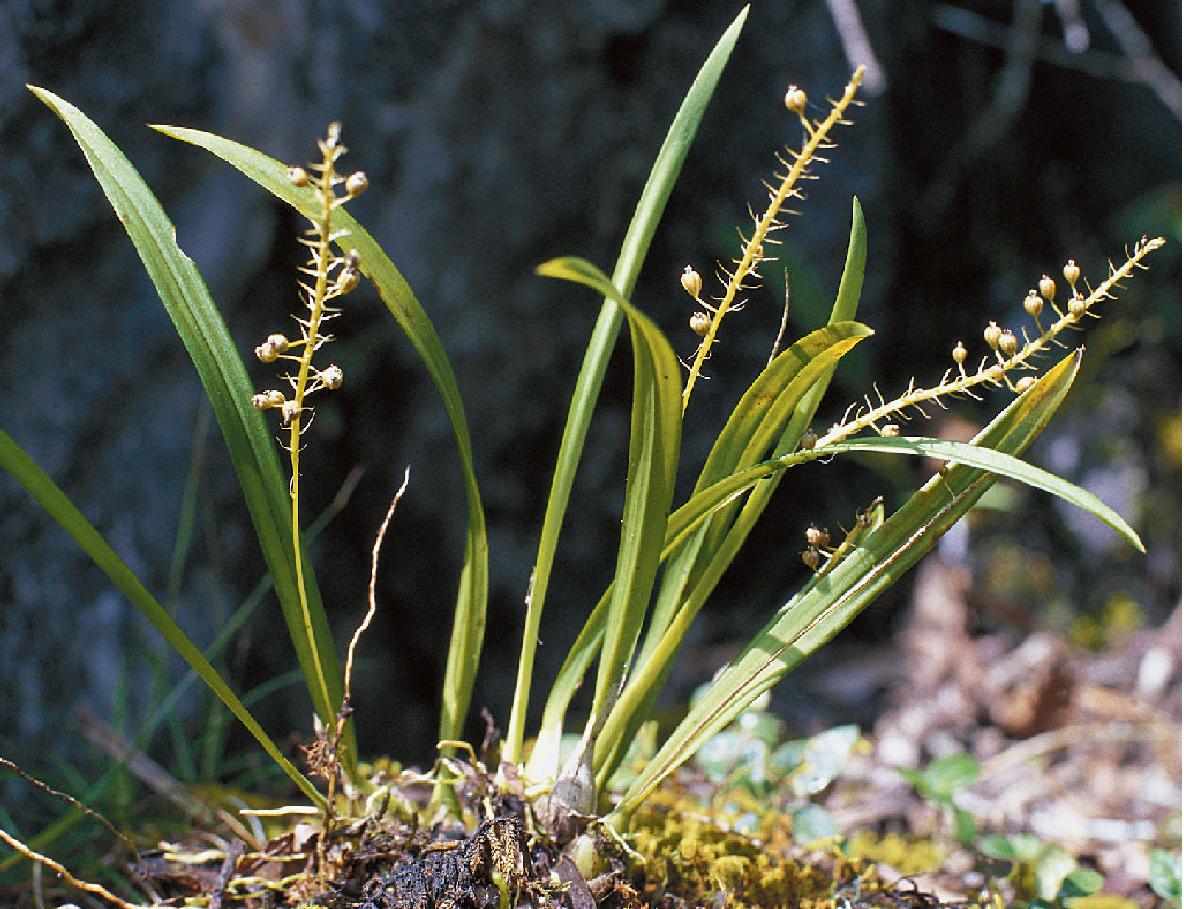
top-left (0, 756), bottom-right (136, 859)
top-left (0, 827), bottom-right (140, 909)
top-left (343, 465), bottom-right (411, 707)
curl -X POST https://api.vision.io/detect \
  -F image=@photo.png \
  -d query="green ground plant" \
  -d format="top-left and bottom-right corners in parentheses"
top-left (0, 7), bottom-right (1167, 905)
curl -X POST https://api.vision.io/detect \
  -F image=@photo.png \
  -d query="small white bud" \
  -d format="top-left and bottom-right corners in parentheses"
top-left (689, 311), bottom-right (711, 337)
top-left (320, 364), bottom-right (344, 390)
top-left (784, 84), bottom-right (807, 115)
top-left (345, 171), bottom-right (368, 197)
top-left (681, 266), bottom-right (702, 299)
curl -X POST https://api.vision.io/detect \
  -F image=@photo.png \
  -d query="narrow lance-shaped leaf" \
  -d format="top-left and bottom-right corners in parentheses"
top-left (153, 124), bottom-right (489, 744)
top-left (30, 87), bottom-right (345, 742)
top-left (611, 351), bottom-right (1098, 820)
top-left (594, 322), bottom-right (873, 780)
top-left (545, 203), bottom-right (867, 782)
top-left (535, 257), bottom-right (682, 724)
top-left (0, 429), bottom-right (324, 807)
top-left (513, 6), bottom-right (750, 766)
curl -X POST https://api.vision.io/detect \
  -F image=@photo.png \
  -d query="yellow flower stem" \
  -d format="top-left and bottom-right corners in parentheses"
top-left (288, 158), bottom-right (336, 724)
top-left (815, 236), bottom-right (1165, 448)
top-left (681, 66), bottom-right (865, 410)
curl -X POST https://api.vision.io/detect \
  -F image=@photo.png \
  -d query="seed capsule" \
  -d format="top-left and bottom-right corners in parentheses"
top-left (805, 525), bottom-right (830, 548)
top-left (952, 341), bottom-right (968, 365)
top-left (1015, 376), bottom-right (1037, 393)
top-left (986, 364), bottom-right (1004, 383)
top-left (280, 400), bottom-right (301, 425)
top-left (998, 329), bottom-right (1018, 357)
top-left (287, 166), bottom-right (310, 187)
top-left (802, 547), bottom-right (821, 570)
top-left (345, 248), bottom-right (361, 270)
top-left (1068, 292), bottom-right (1087, 317)
top-left (681, 266), bottom-right (703, 299)
top-left (784, 84), bottom-right (807, 115)
top-left (983, 321), bottom-right (1002, 350)
top-left (338, 267), bottom-right (360, 294)
top-left (345, 171), bottom-right (369, 197)
top-left (799, 429), bottom-right (818, 451)
top-left (1024, 291), bottom-right (1043, 320)
top-left (320, 364), bottom-right (344, 390)
top-left (1039, 275), bottom-right (1056, 300)
top-left (689, 311), bottom-right (711, 337)
top-left (251, 389), bottom-right (285, 410)
top-left (880, 423), bottom-right (901, 438)
top-left (1063, 259), bottom-right (1081, 286)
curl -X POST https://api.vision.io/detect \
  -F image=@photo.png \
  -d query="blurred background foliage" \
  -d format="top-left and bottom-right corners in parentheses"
top-left (0, 0), bottom-right (1178, 840)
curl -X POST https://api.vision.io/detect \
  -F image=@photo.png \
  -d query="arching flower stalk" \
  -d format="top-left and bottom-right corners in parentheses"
top-left (681, 65), bottom-right (866, 409)
top-left (812, 235), bottom-right (1165, 451)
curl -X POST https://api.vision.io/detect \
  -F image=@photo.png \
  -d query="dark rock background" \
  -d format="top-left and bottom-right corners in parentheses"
top-left (0, 0), bottom-right (1178, 793)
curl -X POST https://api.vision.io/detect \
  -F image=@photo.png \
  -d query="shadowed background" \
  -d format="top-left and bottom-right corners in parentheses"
top-left (0, 0), bottom-right (1178, 808)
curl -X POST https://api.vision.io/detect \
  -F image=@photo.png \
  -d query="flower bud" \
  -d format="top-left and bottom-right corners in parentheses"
top-left (689, 311), bottom-right (711, 337)
top-left (1024, 291), bottom-right (1043, 320)
top-left (784, 84), bottom-right (807, 115)
top-left (1068, 292), bottom-right (1086, 317)
top-left (983, 321), bottom-right (1002, 350)
top-left (320, 364), bottom-right (344, 390)
top-left (1039, 275), bottom-right (1056, 300)
top-left (338, 267), bottom-right (360, 294)
top-left (345, 171), bottom-right (369, 197)
top-left (1063, 259), bottom-right (1081, 286)
top-left (799, 429), bottom-right (817, 451)
top-left (252, 389), bottom-right (285, 410)
top-left (345, 248), bottom-right (361, 270)
top-left (1015, 375), bottom-right (1037, 394)
top-left (952, 341), bottom-right (968, 365)
top-left (880, 423), bottom-right (901, 438)
top-left (280, 400), bottom-right (301, 425)
top-left (802, 547), bottom-right (821, 570)
top-left (805, 525), bottom-right (830, 548)
top-left (998, 329), bottom-right (1018, 357)
top-left (681, 266), bottom-right (702, 299)
top-left (287, 166), bottom-right (310, 187)
top-left (986, 364), bottom-right (1004, 383)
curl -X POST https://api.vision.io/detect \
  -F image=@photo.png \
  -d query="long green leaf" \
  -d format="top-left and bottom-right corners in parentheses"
top-left (152, 124), bottom-right (489, 744)
top-left (535, 257), bottom-right (683, 726)
top-left (530, 207), bottom-right (868, 782)
top-left (611, 351), bottom-right (1092, 819)
top-left (510, 6), bottom-right (750, 766)
top-left (29, 87), bottom-right (343, 738)
top-left (594, 322), bottom-right (873, 780)
top-left (0, 430), bottom-right (323, 806)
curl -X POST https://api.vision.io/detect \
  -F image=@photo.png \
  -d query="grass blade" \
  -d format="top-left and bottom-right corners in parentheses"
top-left (510, 7), bottom-right (750, 765)
top-left (612, 351), bottom-right (1086, 820)
top-left (152, 124), bottom-right (489, 744)
top-left (0, 429), bottom-right (323, 806)
top-left (29, 87), bottom-right (344, 738)
top-left (535, 257), bottom-right (683, 726)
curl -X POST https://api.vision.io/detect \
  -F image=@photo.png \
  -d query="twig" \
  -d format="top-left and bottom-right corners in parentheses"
top-left (825, 0), bottom-right (886, 95)
top-left (208, 840), bottom-right (245, 909)
top-left (0, 827), bottom-right (139, 909)
top-left (1094, 0), bottom-right (1181, 118)
top-left (920, 0), bottom-right (1041, 227)
top-left (75, 708), bottom-right (254, 846)
top-left (0, 757), bottom-right (135, 859)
